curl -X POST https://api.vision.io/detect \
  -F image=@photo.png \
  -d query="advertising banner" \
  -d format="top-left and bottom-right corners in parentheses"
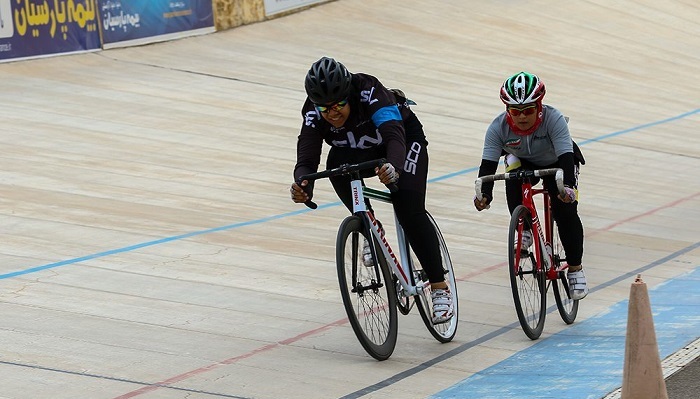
top-left (263, 0), bottom-right (328, 16)
top-left (100, 0), bottom-right (214, 48)
top-left (0, 0), bottom-right (101, 63)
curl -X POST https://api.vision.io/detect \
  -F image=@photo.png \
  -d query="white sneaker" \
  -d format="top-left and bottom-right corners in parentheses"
top-left (515, 230), bottom-right (533, 251)
top-left (362, 238), bottom-right (374, 267)
top-left (567, 268), bottom-right (589, 300)
top-left (431, 287), bottom-right (454, 324)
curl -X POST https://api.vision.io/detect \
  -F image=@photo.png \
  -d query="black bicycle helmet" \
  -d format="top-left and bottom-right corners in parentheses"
top-left (304, 57), bottom-right (352, 104)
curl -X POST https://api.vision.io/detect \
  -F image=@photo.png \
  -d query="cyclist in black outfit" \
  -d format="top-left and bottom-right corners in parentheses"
top-left (290, 56), bottom-right (454, 323)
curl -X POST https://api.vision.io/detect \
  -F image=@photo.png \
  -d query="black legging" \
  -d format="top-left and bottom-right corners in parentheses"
top-left (326, 142), bottom-right (445, 283)
top-left (505, 160), bottom-right (584, 266)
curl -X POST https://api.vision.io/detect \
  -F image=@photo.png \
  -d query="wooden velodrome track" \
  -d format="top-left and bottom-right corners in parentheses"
top-left (1, 1), bottom-right (699, 398)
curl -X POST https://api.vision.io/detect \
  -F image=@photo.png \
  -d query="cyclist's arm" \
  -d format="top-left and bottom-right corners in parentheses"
top-left (547, 108), bottom-right (576, 187)
top-left (476, 158), bottom-right (499, 201)
top-left (377, 118), bottom-right (406, 171)
top-left (293, 105), bottom-right (324, 194)
top-left (557, 152), bottom-right (576, 188)
top-left (477, 118), bottom-right (506, 200)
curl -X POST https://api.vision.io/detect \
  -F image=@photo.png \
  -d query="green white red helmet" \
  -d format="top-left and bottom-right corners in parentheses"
top-left (500, 72), bottom-right (546, 105)
top-left (501, 72), bottom-right (546, 136)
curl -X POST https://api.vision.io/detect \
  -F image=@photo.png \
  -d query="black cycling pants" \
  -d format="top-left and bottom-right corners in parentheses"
top-left (505, 159), bottom-right (584, 266)
top-left (326, 142), bottom-right (445, 283)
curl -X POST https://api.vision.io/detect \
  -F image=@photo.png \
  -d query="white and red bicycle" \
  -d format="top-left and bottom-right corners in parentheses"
top-left (299, 159), bottom-right (458, 360)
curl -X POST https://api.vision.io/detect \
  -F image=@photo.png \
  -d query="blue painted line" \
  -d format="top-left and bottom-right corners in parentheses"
top-left (428, 166), bottom-right (479, 183)
top-left (577, 108), bottom-right (700, 145)
top-left (0, 202), bottom-right (340, 280)
top-left (1, 109), bottom-right (698, 280)
top-left (432, 266), bottom-right (700, 399)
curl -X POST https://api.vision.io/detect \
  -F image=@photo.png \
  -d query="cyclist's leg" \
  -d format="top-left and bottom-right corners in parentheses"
top-left (391, 141), bottom-right (454, 323)
top-left (391, 141), bottom-right (442, 283)
top-left (504, 177), bottom-right (523, 214)
top-left (543, 174), bottom-right (584, 267)
top-left (393, 195), bottom-right (442, 283)
top-left (543, 169), bottom-right (588, 299)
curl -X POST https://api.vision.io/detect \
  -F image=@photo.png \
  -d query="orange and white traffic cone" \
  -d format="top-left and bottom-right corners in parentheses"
top-left (621, 274), bottom-right (668, 399)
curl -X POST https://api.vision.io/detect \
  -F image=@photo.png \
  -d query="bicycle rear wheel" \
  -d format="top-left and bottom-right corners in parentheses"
top-left (509, 205), bottom-right (546, 340)
top-left (550, 214), bottom-right (579, 324)
top-left (336, 216), bottom-right (398, 360)
top-left (414, 212), bottom-right (459, 343)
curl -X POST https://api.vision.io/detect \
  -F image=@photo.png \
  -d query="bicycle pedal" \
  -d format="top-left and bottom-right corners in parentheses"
top-left (417, 270), bottom-right (428, 281)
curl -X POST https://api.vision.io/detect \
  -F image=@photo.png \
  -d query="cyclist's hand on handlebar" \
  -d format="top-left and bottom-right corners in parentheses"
top-left (375, 163), bottom-right (400, 186)
top-left (290, 180), bottom-right (311, 203)
top-left (558, 186), bottom-right (577, 203)
top-left (474, 193), bottom-right (492, 211)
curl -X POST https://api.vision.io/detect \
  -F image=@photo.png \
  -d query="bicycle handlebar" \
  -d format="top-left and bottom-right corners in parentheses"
top-left (475, 168), bottom-right (565, 203)
top-left (297, 158), bottom-right (398, 209)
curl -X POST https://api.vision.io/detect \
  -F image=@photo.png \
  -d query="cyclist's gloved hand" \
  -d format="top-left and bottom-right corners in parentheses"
top-left (558, 186), bottom-right (577, 203)
top-left (376, 163), bottom-right (400, 185)
top-left (290, 180), bottom-right (312, 203)
top-left (473, 193), bottom-right (492, 211)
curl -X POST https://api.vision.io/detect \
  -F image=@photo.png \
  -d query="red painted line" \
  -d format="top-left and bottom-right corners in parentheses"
top-left (112, 316), bottom-right (351, 398)
top-left (457, 261), bottom-right (507, 282)
top-left (455, 191), bottom-right (700, 282)
top-left (599, 192), bottom-right (699, 232)
top-left (113, 191), bottom-right (699, 398)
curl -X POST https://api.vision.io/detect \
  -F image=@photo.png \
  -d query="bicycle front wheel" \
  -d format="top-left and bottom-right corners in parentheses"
top-left (336, 216), bottom-right (398, 360)
top-left (508, 205), bottom-right (546, 340)
top-left (550, 214), bottom-right (579, 324)
top-left (414, 212), bottom-right (459, 343)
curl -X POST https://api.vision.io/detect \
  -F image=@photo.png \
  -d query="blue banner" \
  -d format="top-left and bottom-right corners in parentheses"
top-left (0, 0), bottom-right (101, 62)
top-left (99, 0), bottom-right (213, 47)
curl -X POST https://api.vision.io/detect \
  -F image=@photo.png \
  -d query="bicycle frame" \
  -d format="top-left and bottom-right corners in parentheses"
top-left (515, 180), bottom-right (567, 280)
top-left (351, 179), bottom-right (425, 297)
top-left (476, 167), bottom-right (567, 280)
top-left (300, 158), bottom-right (459, 352)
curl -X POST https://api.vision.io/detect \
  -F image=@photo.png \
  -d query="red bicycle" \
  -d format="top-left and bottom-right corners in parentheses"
top-left (475, 168), bottom-right (578, 339)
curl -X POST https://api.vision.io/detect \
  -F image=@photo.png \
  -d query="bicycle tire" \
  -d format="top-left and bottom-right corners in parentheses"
top-left (508, 205), bottom-right (546, 340)
top-left (550, 211), bottom-right (579, 324)
top-left (336, 216), bottom-right (398, 360)
top-left (413, 212), bottom-right (459, 343)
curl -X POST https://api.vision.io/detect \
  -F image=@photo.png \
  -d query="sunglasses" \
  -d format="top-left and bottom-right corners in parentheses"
top-left (507, 104), bottom-right (538, 117)
top-left (315, 99), bottom-right (348, 114)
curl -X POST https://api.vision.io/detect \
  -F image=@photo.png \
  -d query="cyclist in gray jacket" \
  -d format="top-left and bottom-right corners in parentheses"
top-left (474, 71), bottom-right (588, 300)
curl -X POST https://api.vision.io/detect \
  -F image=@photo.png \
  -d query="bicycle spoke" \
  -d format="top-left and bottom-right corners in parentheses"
top-left (336, 216), bottom-right (397, 360)
top-left (509, 206), bottom-right (546, 340)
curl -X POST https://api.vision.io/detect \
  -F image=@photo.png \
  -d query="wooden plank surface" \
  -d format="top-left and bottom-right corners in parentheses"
top-left (1, 0), bottom-right (699, 398)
